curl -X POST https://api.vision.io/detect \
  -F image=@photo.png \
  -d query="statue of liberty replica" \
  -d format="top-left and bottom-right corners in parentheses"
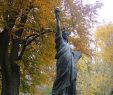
top-left (52, 8), bottom-right (82, 95)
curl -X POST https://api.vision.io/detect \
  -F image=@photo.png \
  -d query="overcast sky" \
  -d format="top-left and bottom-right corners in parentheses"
top-left (83, 0), bottom-right (113, 24)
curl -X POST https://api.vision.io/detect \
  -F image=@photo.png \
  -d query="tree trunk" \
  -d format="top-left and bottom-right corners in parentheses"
top-left (0, 10), bottom-right (19, 95)
top-left (0, 28), bottom-right (20, 95)
top-left (1, 63), bottom-right (20, 95)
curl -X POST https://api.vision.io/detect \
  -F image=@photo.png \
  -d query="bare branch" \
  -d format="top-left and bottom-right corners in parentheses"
top-left (25, 28), bottom-right (53, 46)
top-left (18, 28), bottom-right (53, 60)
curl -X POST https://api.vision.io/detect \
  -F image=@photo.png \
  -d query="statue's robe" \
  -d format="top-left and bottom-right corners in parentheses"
top-left (52, 32), bottom-right (81, 95)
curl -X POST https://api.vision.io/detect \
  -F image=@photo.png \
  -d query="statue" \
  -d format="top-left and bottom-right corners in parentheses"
top-left (52, 8), bottom-right (82, 95)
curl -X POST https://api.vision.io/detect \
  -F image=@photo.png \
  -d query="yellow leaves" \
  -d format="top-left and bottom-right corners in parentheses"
top-left (77, 59), bottom-right (87, 71)
top-left (70, 37), bottom-right (92, 57)
top-left (95, 23), bottom-right (113, 63)
top-left (34, 0), bottom-right (58, 29)
top-left (3, 0), bottom-right (28, 12)
top-left (95, 24), bottom-right (113, 45)
top-left (101, 45), bottom-right (113, 62)
top-left (37, 33), bottom-right (55, 66)
top-left (95, 75), bottom-right (103, 82)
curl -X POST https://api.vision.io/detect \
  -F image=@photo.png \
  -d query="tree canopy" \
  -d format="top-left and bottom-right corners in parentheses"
top-left (95, 23), bottom-right (113, 63)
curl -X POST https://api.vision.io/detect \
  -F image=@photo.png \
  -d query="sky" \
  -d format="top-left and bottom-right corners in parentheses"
top-left (83, 0), bottom-right (113, 24)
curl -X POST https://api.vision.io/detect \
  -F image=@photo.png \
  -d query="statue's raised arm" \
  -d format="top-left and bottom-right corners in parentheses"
top-left (55, 8), bottom-right (63, 41)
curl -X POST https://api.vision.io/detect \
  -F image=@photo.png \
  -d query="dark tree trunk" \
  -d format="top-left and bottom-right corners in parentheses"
top-left (1, 63), bottom-right (20, 95)
top-left (0, 26), bottom-right (20, 95)
top-left (0, 10), bottom-right (20, 95)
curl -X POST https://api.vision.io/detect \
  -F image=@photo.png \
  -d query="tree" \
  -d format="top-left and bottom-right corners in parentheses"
top-left (95, 23), bottom-right (113, 63)
top-left (61, 0), bottom-right (102, 56)
top-left (95, 23), bottom-right (113, 95)
top-left (0, 0), bottom-right (58, 95)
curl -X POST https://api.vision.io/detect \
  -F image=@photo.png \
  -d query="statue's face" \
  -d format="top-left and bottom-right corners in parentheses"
top-left (62, 31), bottom-right (69, 41)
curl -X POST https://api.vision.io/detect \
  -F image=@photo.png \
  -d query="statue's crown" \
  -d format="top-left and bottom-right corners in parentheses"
top-left (62, 28), bottom-right (70, 36)
top-left (55, 7), bottom-right (60, 13)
